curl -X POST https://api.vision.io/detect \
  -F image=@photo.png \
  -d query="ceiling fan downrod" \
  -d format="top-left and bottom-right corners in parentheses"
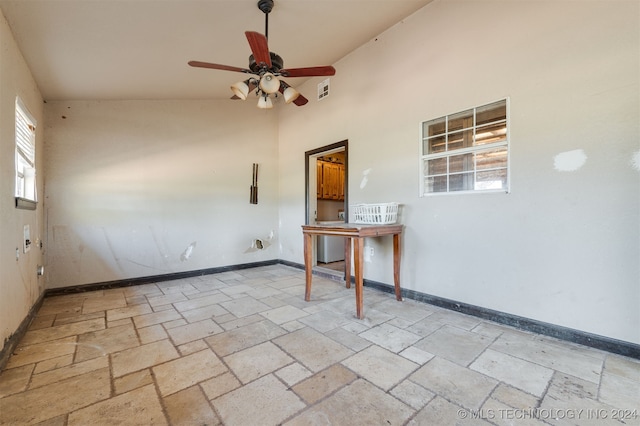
top-left (257, 0), bottom-right (274, 39)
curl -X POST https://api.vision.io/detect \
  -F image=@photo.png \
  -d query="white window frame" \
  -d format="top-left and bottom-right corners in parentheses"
top-left (420, 98), bottom-right (510, 196)
top-left (15, 97), bottom-right (37, 209)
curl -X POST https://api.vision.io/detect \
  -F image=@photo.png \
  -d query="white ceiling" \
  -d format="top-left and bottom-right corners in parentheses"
top-left (0, 0), bottom-right (432, 101)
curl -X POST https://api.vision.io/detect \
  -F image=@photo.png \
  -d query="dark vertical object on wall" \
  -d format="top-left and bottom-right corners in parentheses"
top-left (250, 163), bottom-right (259, 204)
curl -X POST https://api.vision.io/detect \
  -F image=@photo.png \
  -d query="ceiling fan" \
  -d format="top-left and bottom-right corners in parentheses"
top-left (188, 0), bottom-right (336, 109)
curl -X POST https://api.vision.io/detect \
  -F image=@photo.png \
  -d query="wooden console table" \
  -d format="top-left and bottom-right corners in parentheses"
top-left (301, 223), bottom-right (403, 319)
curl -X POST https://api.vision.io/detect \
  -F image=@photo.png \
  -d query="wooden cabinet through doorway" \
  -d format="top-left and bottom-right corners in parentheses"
top-left (317, 160), bottom-right (345, 201)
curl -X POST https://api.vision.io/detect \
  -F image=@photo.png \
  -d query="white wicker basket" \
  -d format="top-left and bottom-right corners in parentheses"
top-left (352, 202), bottom-right (399, 224)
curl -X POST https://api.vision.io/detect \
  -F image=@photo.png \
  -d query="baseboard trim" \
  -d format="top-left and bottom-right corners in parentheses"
top-left (34, 258), bottom-right (639, 360)
top-left (45, 260), bottom-right (280, 297)
top-left (0, 292), bottom-right (46, 371)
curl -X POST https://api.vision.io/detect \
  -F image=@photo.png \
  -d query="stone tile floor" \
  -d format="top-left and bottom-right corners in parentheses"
top-left (0, 264), bottom-right (638, 425)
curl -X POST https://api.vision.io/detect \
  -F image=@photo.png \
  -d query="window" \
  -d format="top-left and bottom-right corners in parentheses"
top-left (15, 97), bottom-right (37, 208)
top-left (421, 99), bottom-right (509, 195)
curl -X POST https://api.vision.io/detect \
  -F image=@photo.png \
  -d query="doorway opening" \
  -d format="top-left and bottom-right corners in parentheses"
top-left (305, 140), bottom-right (348, 273)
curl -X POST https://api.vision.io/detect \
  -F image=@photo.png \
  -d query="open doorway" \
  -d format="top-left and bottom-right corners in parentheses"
top-left (305, 140), bottom-right (348, 273)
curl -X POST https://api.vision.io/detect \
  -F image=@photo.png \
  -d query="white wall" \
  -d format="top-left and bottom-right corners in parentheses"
top-left (0, 9), bottom-right (45, 351)
top-left (44, 100), bottom-right (280, 288)
top-left (278, 0), bottom-right (639, 344)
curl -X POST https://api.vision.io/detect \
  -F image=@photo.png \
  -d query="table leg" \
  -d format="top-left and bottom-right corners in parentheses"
top-left (354, 237), bottom-right (364, 319)
top-left (304, 233), bottom-right (313, 301)
top-left (393, 233), bottom-right (402, 301)
top-left (344, 237), bottom-right (351, 289)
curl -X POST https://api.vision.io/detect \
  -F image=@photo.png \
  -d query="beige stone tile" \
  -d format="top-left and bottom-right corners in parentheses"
top-left (213, 374), bottom-right (306, 426)
top-left (408, 396), bottom-right (493, 425)
top-left (599, 371), bottom-right (640, 410)
top-left (173, 293), bottom-right (232, 313)
top-left (410, 357), bottom-right (498, 410)
top-left (342, 345), bottom-right (418, 391)
top-left (471, 349), bottom-right (554, 397)
top-left (6, 336), bottom-right (77, 369)
top-left (286, 379), bottom-right (414, 426)
top-left (35, 414), bottom-right (67, 426)
top-left (359, 323), bottom-right (422, 353)
top-left (399, 346), bottom-right (434, 365)
top-left (201, 372), bottom-right (241, 400)
top-left (281, 320), bottom-right (306, 332)
top-left (324, 327), bottom-right (372, 352)
top-left (603, 354), bottom-right (640, 381)
top-left (106, 303), bottom-right (153, 322)
top-left (67, 384), bottom-right (167, 425)
top-left (373, 298), bottom-right (433, 323)
top-left (75, 323), bottom-right (139, 362)
top-left (292, 364), bottom-right (357, 404)
top-left (273, 327), bottom-right (354, 372)
top-left (82, 292), bottom-right (127, 314)
top-left (224, 341), bottom-right (293, 384)
top-left (30, 357), bottom-right (108, 389)
top-left (18, 318), bottom-right (105, 347)
top-left (260, 305), bottom-right (309, 324)
top-left (166, 319), bottom-right (223, 346)
top-left (28, 314), bottom-right (55, 330)
top-left (163, 386), bottom-right (221, 425)
top-left (181, 303), bottom-right (229, 323)
top-left (391, 380), bottom-right (435, 410)
top-left (220, 296), bottom-right (271, 318)
top-left (491, 383), bottom-right (541, 410)
top-left (157, 281), bottom-right (197, 294)
top-left (414, 324), bottom-right (492, 366)
top-left (36, 296), bottom-right (84, 317)
top-left (0, 364), bottom-right (34, 398)
top-left (132, 308), bottom-right (182, 328)
top-left (163, 318), bottom-right (187, 329)
top-left (113, 369), bottom-right (154, 395)
top-left (107, 318), bottom-right (132, 328)
top-left (0, 368), bottom-right (110, 424)
top-left (153, 349), bottom-right (227, 396)
top-left (138, 324), bottom-right (168, 344)
top-left (177, 339), bottom-right (209, 356)
top-left (111, 339), bottom-right (179, 377)
top-left (122, 283), bottom-right (160, 297)
top-left (481, 397), bottom-right (549, 426)
top-left (147, 292), bottom-right (188, 308)
top-left (33, 354), bottom-right (74, 374)
top-left (219, 313), bottom-right (264, 330)
top-left (490, 332), bottom-right (604, 384)
top-left (53, 310), bottom-right (104, 326)
top-left (275, 363), bottom-right (313, 387)
top-left (205, 319), bottom-right (286, 357)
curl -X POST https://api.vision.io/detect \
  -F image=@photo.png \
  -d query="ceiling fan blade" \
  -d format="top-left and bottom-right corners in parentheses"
top-left (292, 93), bottom-right (309, 106)
top-left (245, 31), bottom-right (272, 68)
top-left (188, 61), bottom-right (252, 74)
top-left (279, 66), bottom-right (336, 78)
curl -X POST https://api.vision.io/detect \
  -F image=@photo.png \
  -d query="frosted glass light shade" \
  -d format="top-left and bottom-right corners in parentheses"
top-left (230, 81), bottom-right (250, 100)
top-left (283, 86), bottom-right (300, 104)
top-left (257, 95), bottom-right (273, 109)
top-left (259, 73), bottom-right (280, 94)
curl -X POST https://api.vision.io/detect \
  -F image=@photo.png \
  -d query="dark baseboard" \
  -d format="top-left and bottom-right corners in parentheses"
top-left (6, 259), bottom-right (636, 366)
top-left (0, 292), bottom-right (45, 371)
top-left (45, 260), bottom-right (280, 297)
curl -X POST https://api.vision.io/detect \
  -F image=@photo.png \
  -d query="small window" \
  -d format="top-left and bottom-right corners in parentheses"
top-left (420, 99), bottom-right (509, 195)
top-left (15, 97), bottom-right (37, 208)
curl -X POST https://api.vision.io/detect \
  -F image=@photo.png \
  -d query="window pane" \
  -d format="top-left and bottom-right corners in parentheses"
top-left (427, 157), bottom-right (447, 175)
top-left (449, 153), bottom-right (473, 173)
top-left (423, 117), bottom-right (446, 137)
top-left (448, 109), bottom-right (473, 132)
top-left (476, 148), bottom-right (507, 170)
top-left (447, 129), bottom-right (473, 151)
top-left (475, 122), bottom-right (507, 146)
top-left (425, 135), bottom-right (446, 154)
top-left (475, 169), bottom-right (507, 190)
top-left (425, 175), bottom-right (447, 193)
top-left (449, 173), bottom-right (473, 191)
top-left (476, 100), bottom-right (506, 126)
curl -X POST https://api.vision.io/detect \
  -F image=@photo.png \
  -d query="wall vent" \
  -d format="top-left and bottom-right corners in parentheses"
top-left (318, 78), bottom-right (330, 101)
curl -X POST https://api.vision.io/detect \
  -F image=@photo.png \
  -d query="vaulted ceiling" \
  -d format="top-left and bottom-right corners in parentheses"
top-left (0, 0), bottom-right (432, 101)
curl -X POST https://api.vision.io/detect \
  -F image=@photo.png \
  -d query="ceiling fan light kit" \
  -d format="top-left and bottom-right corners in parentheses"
top-left (188, 0), bottom-right (335, 109)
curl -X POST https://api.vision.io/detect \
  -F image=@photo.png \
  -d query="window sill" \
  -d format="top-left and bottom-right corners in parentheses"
top-left (15, 197), bottom-right (37, 210)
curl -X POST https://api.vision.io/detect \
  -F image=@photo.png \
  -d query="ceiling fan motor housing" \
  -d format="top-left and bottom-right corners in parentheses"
top-left (249, 52), bottom-right (284, 74)
top-left (257, 0), bottom-right (274, 14)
